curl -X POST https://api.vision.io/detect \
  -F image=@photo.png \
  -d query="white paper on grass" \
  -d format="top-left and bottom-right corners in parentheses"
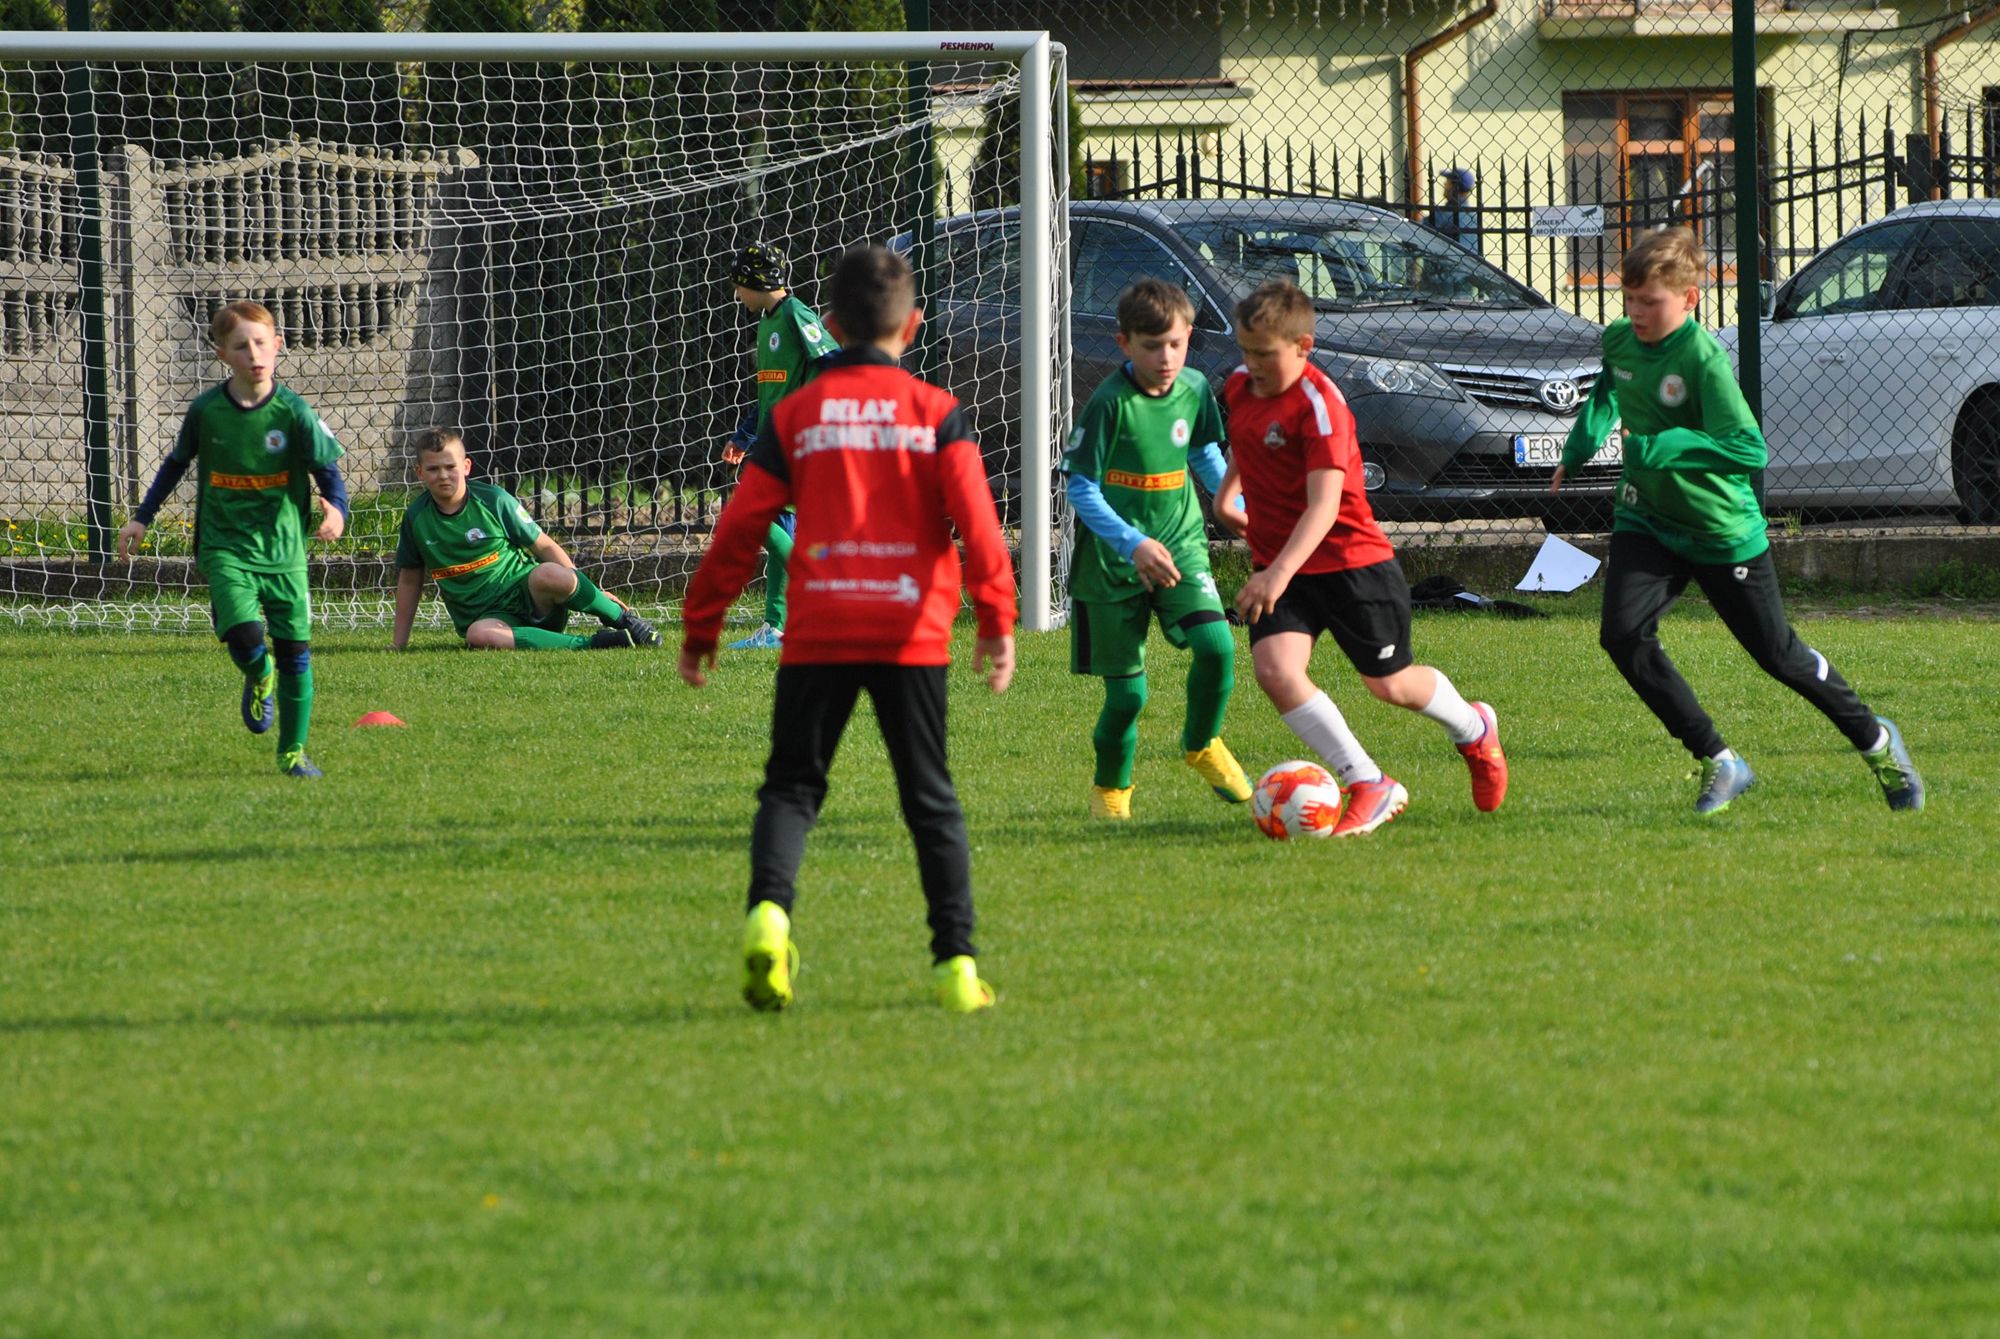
top-left (1516, 533), bottom-right (1601, 593)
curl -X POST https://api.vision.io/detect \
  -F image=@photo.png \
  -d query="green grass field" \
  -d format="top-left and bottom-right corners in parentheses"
top-left (4, 597), bottom-right (1998, 1337)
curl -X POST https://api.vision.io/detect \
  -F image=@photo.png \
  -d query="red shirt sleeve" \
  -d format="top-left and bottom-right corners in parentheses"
top-left (681, 462), bottom-right (791, 656)
top-left (936, 418), bottom-right (1017, 639)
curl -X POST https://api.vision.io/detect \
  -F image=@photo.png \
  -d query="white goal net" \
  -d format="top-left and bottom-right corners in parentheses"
top-left (0, 31), bottom-right (1068, 633)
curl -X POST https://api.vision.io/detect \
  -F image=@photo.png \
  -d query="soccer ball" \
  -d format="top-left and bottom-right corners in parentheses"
top-left (1251, 760), bottom-right (1343, 840)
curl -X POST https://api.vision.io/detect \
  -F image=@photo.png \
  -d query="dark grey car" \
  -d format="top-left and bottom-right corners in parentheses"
top-left (899, 198), bottom-right (1618, 524)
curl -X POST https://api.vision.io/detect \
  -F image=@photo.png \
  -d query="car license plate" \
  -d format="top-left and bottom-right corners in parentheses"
top-left (1513, 430), bottom-right (1622, 469)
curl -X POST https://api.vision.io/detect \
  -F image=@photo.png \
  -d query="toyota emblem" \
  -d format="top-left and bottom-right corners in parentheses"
top-left (1539, 378), bottom-right (1581, 412)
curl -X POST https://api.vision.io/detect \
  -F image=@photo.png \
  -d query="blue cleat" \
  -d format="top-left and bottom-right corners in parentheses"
top-left (280, 749), bottom-right (323, 779)
top-left (1864, 716), bottom-right (1924, 812)
top-left (241, 664), bottom-right (276, 734)
top-left (1694, 754), bottom-right (1754, 815)
top-left (727, 623), bottom-right (784, 651)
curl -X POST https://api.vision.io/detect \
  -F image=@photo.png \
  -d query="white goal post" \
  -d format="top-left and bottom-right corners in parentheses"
top-left (0, 29), bottom-right (1069, 632)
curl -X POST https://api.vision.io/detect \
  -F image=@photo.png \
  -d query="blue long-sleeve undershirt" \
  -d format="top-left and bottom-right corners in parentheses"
top-left (1067, 441), bottom-right (1234, 560)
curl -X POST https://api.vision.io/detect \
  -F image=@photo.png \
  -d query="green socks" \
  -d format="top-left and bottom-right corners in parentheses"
top-left (563, 570), bottom-right (627, 624)
top-left (1093, 673), bottom-right (1148, 789)
top-left (1180, 619), bottom-right (1236, 753)
top-left (762, 519), bottom-right (794, 628)
top-left (510, 626), bottom-right (592, 651)
top-left (277, 664), bottom-right (312, 758)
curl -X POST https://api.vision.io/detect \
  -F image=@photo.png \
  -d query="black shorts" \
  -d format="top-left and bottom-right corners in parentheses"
top-left (1247, 557), bottom-right (1415, 677)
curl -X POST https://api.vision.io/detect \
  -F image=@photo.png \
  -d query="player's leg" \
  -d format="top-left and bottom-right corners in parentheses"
top-left (728, 512), bottom-right (794, 650)
top-left (206, 557), bottom-right (275, 735)
top-left (1157, 577), bottom-right (1249, 803)
top-left (525, 561), bottom-right (659, 645)
top-left (1072, 596), bottom-right (1149, 818)
top-left (464, 616), bottom-right (591, 651)
top-left (865, 663), bottom-right (993, 1013)
top-left (742, 663), bottom-right (862, 1009)
top-left (262, 569), bottom-right (320, 778)
top-left (1600, 531), bottom-right (1749, 813)
top-left (1694, 551), bottom-right (1922, 810)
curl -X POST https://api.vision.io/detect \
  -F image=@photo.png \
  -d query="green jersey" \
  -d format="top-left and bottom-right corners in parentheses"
top-left (171, 382), bottom-right (344, 572)
top-left (396, 480), bottom-right (544, 631)
top-left (1562, 316), bottom-right (1768, 565)
top-left (753, 295), bottom-right (839, 430)
top-left (1062, 367), bottom-right (1227, 603)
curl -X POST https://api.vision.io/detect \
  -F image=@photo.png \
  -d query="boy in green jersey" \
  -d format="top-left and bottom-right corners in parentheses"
top-left (1062, 277), bottom-right (1251, 819)
top-left (390, 428), bottom-right (659, 652)
top-left (716, 241), bottom-right (839, 650)
top-left (1555, 227), bottom-right (1923, 815)
top-left (118, 300), bottom-right (347, 778)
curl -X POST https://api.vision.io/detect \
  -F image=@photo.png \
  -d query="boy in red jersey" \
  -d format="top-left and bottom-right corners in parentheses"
top-left (679, 244), bottom-right (1017, 1014)
top-left (1213, 281), bottom-right (1507, 836)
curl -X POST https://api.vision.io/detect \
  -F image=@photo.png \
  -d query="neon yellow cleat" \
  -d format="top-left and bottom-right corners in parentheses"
top-left (1184, 737), bottom-right (1252, 803)
top-left (934, 955), bottom-right (996, 1013)
top-left (742, 900), bottom-right (799, 1011)
top-left (1088, 785), bottom-right (1134, 820)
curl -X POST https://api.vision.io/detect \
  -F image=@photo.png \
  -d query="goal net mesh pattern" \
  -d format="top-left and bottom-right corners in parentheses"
top-left (0, 45), bottom-right (1068, 630)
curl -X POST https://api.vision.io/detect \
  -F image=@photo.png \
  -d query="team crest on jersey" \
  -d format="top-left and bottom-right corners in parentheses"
top-left (264, 429), bottom-right (287, 454)
top-left (1170, 418), bottom-right (1191, 447)
top-left (1262, 421), bottom-right (1287, 449)
top-left (802, 324), bottom-right (824, 343)
top-left (1068, 427), bottom-right (1084, 451)
top-left (515, 506), bottom-right (532, 524)
top-left (466, 527), bottom-right (488, 542)
top-left (1659, 374), bottom-right (1688, 407)
top-left (768, 332), bottom-right (782, 352)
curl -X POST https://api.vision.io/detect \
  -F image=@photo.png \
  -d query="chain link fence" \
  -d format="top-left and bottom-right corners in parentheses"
top-left (5, 0), bottom-right (1999, 620)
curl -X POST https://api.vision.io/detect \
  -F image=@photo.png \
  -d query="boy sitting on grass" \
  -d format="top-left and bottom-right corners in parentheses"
top-left (391, 428), bottom-right (658, 652)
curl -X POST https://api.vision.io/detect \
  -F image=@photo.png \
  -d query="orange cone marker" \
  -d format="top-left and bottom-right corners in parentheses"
top-left (353, 711), bottom-right (407, 728)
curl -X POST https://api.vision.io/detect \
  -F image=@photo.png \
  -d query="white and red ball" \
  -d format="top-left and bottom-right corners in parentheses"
top-left (1251, 760), bottom-right (1344, 840)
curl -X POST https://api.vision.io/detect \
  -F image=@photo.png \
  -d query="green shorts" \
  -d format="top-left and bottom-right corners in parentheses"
top-left (202, 554), bottom-right (310, 642)
top-left (451, 573), bottom-right (568, 639)
top-left (1070, 572), bottom-right (1227, 678)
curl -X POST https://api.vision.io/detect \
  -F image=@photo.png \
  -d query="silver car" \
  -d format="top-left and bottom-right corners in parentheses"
top-left (901, 198), bottom-right (1616, 523)
top-left (1720, 198), bottom-right (2000, 523)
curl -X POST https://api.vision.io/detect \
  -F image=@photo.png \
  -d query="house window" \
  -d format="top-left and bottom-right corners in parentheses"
top-left (1562, 90), bottom-right (1750, 287)
top-left (1084, 158), bottom-right (1126, 200)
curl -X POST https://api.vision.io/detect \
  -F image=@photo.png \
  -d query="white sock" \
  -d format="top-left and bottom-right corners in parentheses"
top-left (1862, 726), bottom-right (1889, 754)
top-left (1418, 670), bottom-right (1483, 745)
top-left (1280, 692), bottom-right (1381, 787)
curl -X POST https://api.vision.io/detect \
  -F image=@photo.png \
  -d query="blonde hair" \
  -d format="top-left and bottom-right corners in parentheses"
top-left (1116, 277), bottom-right (1196, 336)
top-left (1233, 280), bottom-right (1314, 341)
top-left (210, 299), bottom-right (277, 344)
top-left (1620, 227), bottom-right (1703, 292)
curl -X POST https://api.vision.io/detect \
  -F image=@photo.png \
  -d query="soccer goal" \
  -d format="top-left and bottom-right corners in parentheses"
top-left (0, 30), bottom-right (1070, 633)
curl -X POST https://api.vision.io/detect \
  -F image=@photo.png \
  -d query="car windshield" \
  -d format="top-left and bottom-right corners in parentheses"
top-left (1176, 214), bottom-right (1543, 311)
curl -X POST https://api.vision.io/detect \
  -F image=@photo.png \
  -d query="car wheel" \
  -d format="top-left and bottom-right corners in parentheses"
top-left (1952, 391), bottom-right (2000, 524)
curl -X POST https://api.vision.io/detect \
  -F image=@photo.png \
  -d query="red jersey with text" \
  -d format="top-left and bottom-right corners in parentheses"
top-left (681, 346), bottom-right (1016, 664)
top-left (1223, 362), bottom-right (1396, 574)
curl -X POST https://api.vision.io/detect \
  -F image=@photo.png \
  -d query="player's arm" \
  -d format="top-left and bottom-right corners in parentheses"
top-left (1235, 465), bottom-right (1341, 624)
top-left (1553, 360), bottom-right (1620, 493)
top-left (681, 419), bottom-right (793, 685)
top-left (119, 411), bottom-right (200, 559)
top-left (391, 566), bottom-right (424, 651)
top-left (1210, 457), bottom-right (1247, 538)
top-left (1630, 351), bottom-right (1767, 475)
top-left (529, 531), bottom-right (576, 568)
top-left (938, 405), bottom-right (1017, 693)
top-left (310, 460), bottom-right (348, 542)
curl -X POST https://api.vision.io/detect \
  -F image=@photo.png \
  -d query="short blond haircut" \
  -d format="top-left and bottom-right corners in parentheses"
top-left (1620, 227), bottom-right (1703, 292)
top-left (1116, 277), bottom-right (1196, 337)
top-left (210, 299), bottom-right (276, 345)
top-left (1234, 280), bottom-right (1314, 342)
